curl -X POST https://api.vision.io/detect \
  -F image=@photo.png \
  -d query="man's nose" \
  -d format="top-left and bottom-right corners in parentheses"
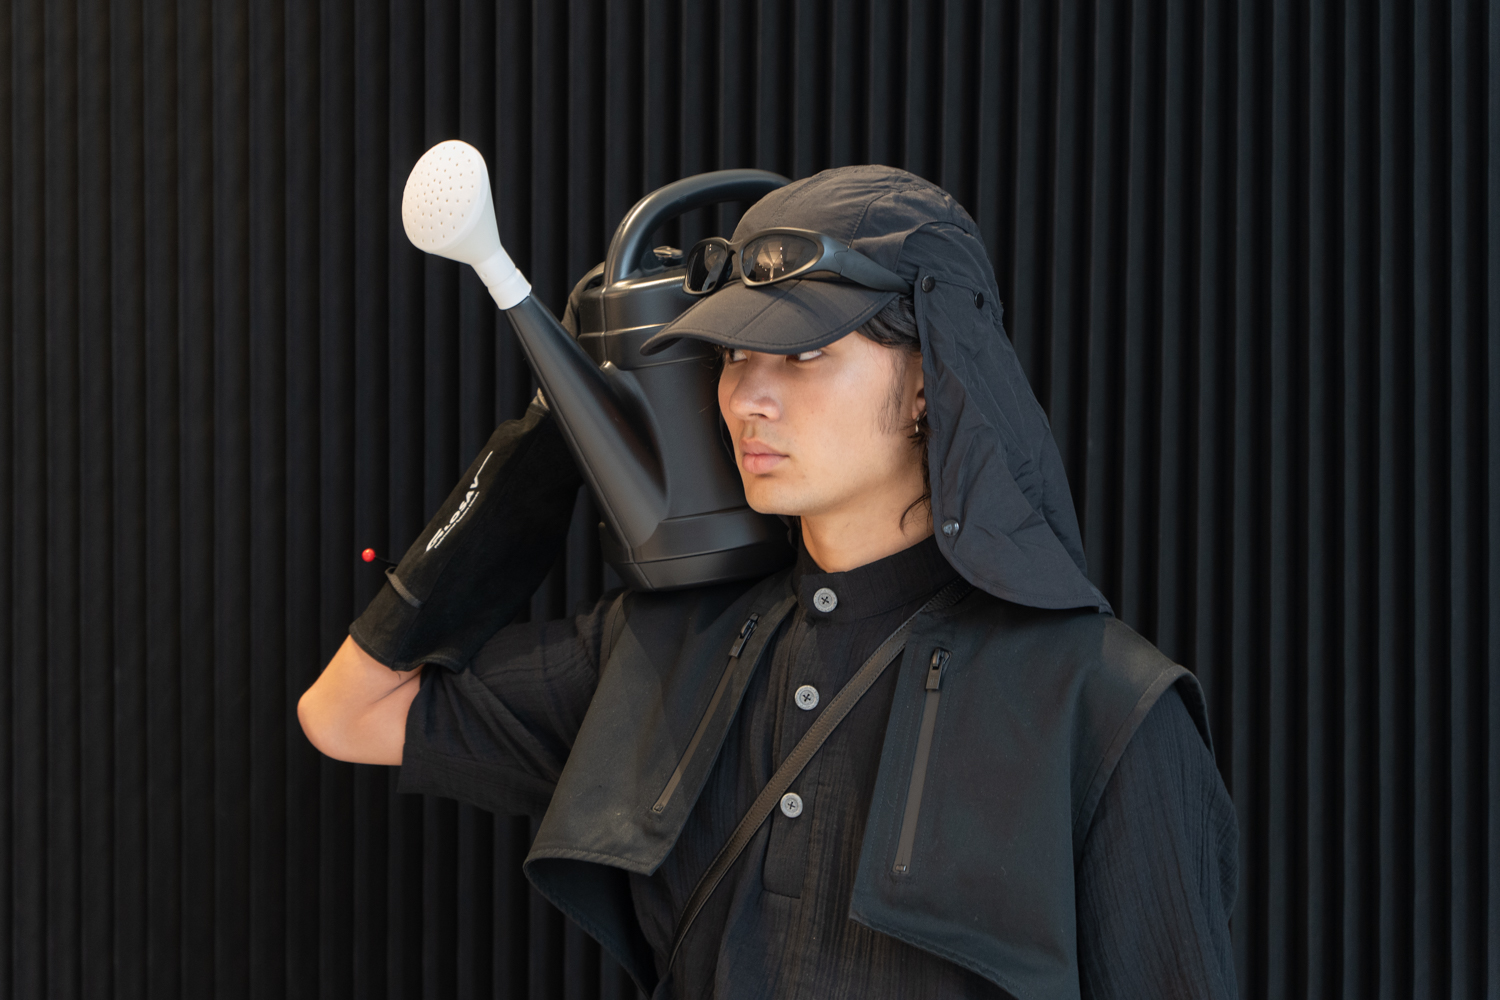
top-left (724, 356), bottom-right (783, 422)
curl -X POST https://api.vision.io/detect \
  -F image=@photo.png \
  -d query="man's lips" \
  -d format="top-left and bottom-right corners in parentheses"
top-left (739, 440), bottom-right (786, 474)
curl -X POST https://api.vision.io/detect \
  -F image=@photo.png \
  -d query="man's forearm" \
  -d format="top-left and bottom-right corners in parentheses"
top-left (348, 399), bottom-right (582, 674)
top-left (299, 636), bottom-right (423, 765)
top-left (303, 398), bottom-right (580, 766)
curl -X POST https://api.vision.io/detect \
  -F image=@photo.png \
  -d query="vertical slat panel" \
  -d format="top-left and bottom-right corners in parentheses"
top-left (284, 0), bottom-right (326, 989)
top-left (972, 1), bottom-right (1014, 305)
top-left (76, 0), bottom-right (116, 996)
top-left (1267, 0), bottom-right (1300, 993)
top-left (6, 2), bottom-right (1499, 997)
top-left (1303, 2), bottom-right (1339, 997)
top-left (1008, 0), bottom-right (1055, 407)
top-left (1230, 6), bottom-right (1269, 997)
top-left (141, 0), bottom-right (184, 995)
top-left (0, 0), bottom-right (12, 986)
top-left (1045, 0), bottom-right (1094, 480)
top-left (0, 0), bottom-right (12, 991)
top-left (1119, 0), bottom-right (1163, 635)
top-left (755, 0), bottom-right (790, 175)
top-left (1151, 0), bottom-right (1196, 667)
top-left (1082, 0), bottom-right (1124, 602)
top-left (107, 0), bottom-right (150, 996)
top-left (178, 0), bottom-right (217, 993)
top-left (1375, 4), bottom-right (1416, 999)
top-left (495, 0), bottom-right (535, 422)
top-left (9, 11), bottom-right (46, 1000)
top-left (249, 0), bottom-right (290, 992)
top-left (1192, 0), bottom-right (1234, 757)
top-left (1448, 7), bottom-right (1487, 999)
top-left (218, 0), bottom-right (258, 986)
top-left (1340, 6), bottom-right (1379, 1000)
top-left (827, 0), bottom-right (864, 168)
top-left (341, 12), bottom-right (388, 1000)
top-left (791, 0), bottom-right (828, 181)
top-left (1487, 3), bottom-right (1500, 993)
top-left (43, 1), bottom-right (81, 997)
top-left (1411, 3), bottom-right (1449, 996)
top-left (863, 0), bottom-right (903, 168)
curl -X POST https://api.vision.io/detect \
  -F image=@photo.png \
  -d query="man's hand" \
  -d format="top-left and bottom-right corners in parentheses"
top-left (347, 397), bottom-right (582, 674)
top-left (298, 636), bottom-right (423, 765)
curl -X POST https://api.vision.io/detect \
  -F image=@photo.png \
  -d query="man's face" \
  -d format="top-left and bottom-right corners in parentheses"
top-left (717, 331), bottom-right (926, 525)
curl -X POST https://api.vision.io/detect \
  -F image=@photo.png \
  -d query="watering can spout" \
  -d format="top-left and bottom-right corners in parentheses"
top-left (500, 298), bottom-right (669, 547)
top-left (401, 140), bottom-right (667, 547)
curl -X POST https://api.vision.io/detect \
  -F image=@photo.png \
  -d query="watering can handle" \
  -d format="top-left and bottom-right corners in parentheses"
top-left (603, 169), bottom-right (790, 285)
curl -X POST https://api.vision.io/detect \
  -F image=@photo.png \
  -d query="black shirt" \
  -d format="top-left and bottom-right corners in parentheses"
top-left (399, 536), bottom-right (1239, 999)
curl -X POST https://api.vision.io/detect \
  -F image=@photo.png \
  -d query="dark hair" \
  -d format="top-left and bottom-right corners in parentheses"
top-left (857, 295), bottom-right (931, 529)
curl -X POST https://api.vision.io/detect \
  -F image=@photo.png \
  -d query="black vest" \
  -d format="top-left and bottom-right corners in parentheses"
top-left (523, 569), bottom-right (1211, 1000)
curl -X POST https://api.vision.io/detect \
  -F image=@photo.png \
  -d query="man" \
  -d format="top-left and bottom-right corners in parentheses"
top-left (300, 166), bottom-right (1238, 999)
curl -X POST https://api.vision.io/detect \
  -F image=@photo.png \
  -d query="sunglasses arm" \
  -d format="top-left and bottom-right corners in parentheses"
top-left (827, 249), bottom-right (912, 293)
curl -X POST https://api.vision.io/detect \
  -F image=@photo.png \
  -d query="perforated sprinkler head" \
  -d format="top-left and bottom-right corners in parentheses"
top-left (401, 139), bottom-right (531, 310)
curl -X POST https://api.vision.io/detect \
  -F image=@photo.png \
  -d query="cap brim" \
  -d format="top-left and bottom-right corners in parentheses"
top-left (640, 278), bottom-right (898, 356)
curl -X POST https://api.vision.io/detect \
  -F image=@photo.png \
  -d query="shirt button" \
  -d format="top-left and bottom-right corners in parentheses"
top-left (794, 684), bottom-right (820, 711)
top-left (812, 587), bottom-right (838, 613)
top-left (779, 792), bottom-right (804, 818)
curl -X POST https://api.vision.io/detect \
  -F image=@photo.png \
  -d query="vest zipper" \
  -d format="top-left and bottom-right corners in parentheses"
top-left (728, 613), bottom-right (758, 658)
top-left (893, 648), bottom-right (950, 874)
top-left (652, 613), bottom-right (759, 814)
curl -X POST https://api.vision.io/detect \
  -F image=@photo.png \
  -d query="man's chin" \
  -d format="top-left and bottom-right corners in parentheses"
top-left (745, 496), bottom-right (792, 517)
top-left (742, 483), bottom-right (808, 518)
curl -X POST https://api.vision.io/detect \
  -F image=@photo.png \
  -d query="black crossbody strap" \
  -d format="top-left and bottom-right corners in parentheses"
top-left (665, 577), bottom-right (973, 973)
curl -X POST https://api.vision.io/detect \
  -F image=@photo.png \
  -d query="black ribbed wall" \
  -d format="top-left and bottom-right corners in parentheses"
top-left (5, 2), bottom-right (1495, 998)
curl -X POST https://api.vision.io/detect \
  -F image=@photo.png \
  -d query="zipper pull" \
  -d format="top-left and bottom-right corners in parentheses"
top-left (729, 613), bottom-right (759, 658)
top-left (925, 648), bottom-right (950, 691)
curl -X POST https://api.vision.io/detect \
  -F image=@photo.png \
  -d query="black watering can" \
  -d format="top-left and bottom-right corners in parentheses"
top-left (401, 140), bottom-right (793, 590)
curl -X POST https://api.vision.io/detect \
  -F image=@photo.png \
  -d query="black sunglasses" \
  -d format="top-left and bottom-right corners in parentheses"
top-left (682, 228), bottom-right (912, 296)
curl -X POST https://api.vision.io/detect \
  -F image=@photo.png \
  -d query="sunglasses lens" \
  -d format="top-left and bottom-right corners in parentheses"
top-left (740, 234), bottom-right (820, 283)
top-left (684, 241), bottom-right (730, 293)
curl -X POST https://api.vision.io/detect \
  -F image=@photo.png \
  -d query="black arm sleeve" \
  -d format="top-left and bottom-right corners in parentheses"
top-left (1075, 682), bottom-right (1240, 1000)
top-left (395, 589), bottom-right (624, 818)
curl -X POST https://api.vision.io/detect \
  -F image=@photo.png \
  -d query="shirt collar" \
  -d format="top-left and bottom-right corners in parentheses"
top-left (792, 533), bottom-right (959, 623)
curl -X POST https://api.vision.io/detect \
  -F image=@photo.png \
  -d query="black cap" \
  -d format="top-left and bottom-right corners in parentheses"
top-left (640, 165), bottom-right (970, 356)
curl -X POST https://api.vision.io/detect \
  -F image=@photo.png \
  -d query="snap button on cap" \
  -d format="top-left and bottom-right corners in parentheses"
top-left (941, 519), bottom-right (961, 537)
top-left (794, 684), bottom-right (820, 711)
top-left (812, 587), bottom-right (838, 612)
top-left (780, 792), bottom-right (804, 818)
top-left (921, 275), bottom-right (936, 293)
top-left (974, 292), bottom-right (985, 309)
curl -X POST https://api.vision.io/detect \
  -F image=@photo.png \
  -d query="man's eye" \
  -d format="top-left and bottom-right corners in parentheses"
top-left (793, 349), bottom-right (823, 362)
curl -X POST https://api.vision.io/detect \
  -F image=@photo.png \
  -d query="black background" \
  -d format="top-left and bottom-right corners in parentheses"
top-left (5, 1), bottom-right (1495, 998)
